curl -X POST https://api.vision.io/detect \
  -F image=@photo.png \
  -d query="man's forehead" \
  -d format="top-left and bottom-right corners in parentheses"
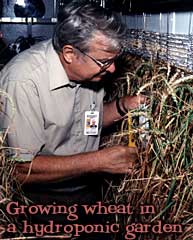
top-left (89, 32), bottom-right (120, 53)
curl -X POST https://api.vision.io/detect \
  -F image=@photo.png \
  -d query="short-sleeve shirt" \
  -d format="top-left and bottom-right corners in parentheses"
top-left (0, 40), bottom-right (104, 162)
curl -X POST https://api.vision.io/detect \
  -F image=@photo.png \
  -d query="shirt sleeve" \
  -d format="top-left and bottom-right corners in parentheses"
top-left (1, 79), bottom-right (45, 162)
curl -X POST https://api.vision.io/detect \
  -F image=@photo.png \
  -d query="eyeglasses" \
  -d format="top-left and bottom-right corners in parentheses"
top-left (75, 47), bottom-right (124, 70)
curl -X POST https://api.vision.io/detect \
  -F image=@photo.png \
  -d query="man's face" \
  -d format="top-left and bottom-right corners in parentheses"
top-left (65, 34), bottom-right (120, 82)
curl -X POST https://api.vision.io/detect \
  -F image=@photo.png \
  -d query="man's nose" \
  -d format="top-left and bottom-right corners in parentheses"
top-left (106, 62), bottom-right (116, 73)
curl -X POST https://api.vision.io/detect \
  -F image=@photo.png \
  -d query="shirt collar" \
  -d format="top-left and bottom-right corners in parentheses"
top-left (46, 40), bottom-right (76, 90)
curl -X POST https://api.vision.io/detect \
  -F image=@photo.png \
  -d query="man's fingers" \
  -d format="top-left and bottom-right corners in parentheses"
top-left (138, 95), bottom-right (147, 104)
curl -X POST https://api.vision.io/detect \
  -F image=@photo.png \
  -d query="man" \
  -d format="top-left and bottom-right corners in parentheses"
top-left (0, 2), bottom-right (145, 239)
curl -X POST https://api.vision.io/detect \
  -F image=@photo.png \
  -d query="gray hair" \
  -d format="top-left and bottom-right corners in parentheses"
top-left (52, 2), bottom-right (126, 53)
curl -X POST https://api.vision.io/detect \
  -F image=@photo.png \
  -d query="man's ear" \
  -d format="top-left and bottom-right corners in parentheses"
top-left (61, 45), bottom-right (74, 64)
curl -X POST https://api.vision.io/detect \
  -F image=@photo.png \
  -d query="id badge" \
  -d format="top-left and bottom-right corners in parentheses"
top-left (84, 111), bottom-right (99, 135)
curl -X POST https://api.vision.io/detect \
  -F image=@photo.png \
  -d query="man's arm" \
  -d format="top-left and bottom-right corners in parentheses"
top-left (15, 145), bottom-right (137, 184)
top-left (15, 152), bottom-right (99, 183)
top-left (103, 95), bottom-right (146, 127)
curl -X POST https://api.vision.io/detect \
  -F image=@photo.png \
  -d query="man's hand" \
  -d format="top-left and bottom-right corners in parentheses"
top-left (96, 146), bottom-right (138, 174)
top-left (103, 95), bottom-right (147, 127)
top-left (119, 95), bottom-right (146, 112)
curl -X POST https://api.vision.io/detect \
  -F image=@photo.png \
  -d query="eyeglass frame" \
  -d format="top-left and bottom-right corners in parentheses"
top-left (74, 46), bottom-right (125, 70)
